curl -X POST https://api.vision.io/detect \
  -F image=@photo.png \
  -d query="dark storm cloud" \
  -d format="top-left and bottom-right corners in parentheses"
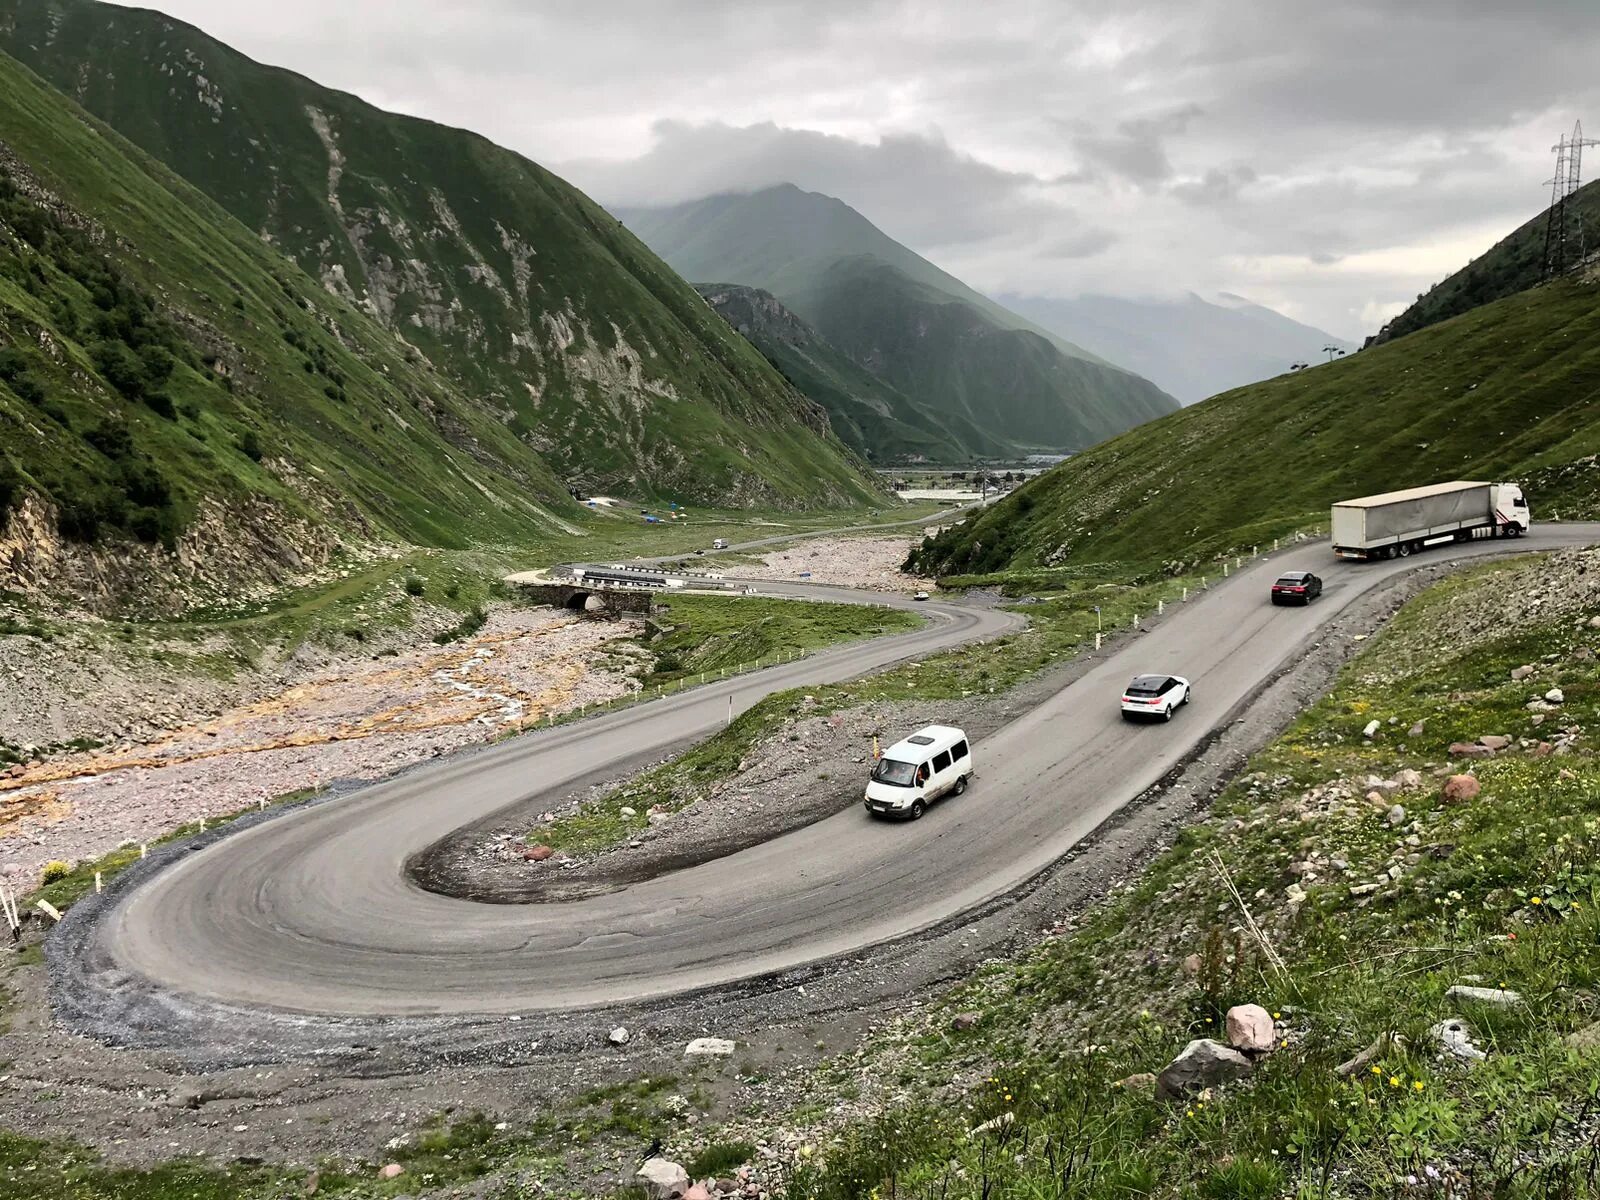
top-left (109, 0), bottom-right (1600, 338)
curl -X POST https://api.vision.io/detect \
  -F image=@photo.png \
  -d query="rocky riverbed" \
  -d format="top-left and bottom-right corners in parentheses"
top-left (0, 608), bottom-right (643, 890)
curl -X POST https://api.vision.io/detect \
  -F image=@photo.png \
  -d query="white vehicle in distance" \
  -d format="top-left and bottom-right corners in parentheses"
top-left (913, 590), bottom-right (930, 601)
top-left (863, 724), bottom-right (971, 820)
top-left (711, 538), bottom-right (729, 550)
top-left (1120, 674), bottom-right (1191, 722)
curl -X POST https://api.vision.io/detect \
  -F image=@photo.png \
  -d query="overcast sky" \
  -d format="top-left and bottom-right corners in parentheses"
top-left (113, 0), bottom-right (1600, 339)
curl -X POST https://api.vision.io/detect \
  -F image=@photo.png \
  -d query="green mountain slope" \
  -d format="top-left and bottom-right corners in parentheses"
top-left (911, 276), bottom-right (1600, 578)
top-left (0, 47), bottom-right (596, 611)
top-left (1373, 180), bottom-right (1600, 345)
top-left (696, 282), bottom-right (973, 463)
top-left (617, 185), bottom-right (1179, 458)
top-left (0, 0), bottom-right (881, 508)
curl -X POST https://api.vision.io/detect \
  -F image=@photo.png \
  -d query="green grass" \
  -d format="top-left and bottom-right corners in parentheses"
top-left (770, 552), bottom-right (1600, 1200)
top-left (534, 562), bottom-right (1210, 854)
top-left (912, 274), bottom-right (1600, 580)
top-left (641, 593), bottom-right (922, 685)
top-left (1376, 179), bottom-right (1600, 344)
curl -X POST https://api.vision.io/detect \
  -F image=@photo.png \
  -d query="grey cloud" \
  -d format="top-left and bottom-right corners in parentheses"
top-left (109, 0), bottom-right (1600, 339)
top-left (567, 120), bottom-right (1075, 249)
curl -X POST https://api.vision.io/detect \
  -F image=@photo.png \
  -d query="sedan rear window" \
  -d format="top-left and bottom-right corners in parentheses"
top-left (1275, 574), bottom-right (1306, 585)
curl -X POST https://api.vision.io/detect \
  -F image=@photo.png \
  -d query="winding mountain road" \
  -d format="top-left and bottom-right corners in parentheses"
top-left (77, 526), bottom-right (1597, 1023)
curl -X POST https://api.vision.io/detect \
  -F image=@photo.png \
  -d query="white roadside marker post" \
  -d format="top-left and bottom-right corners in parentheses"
top-left (1158, 599), bottom-right (1165, 615)
top-left (140, 844), bottom-right (147, 859)
top-left (1095, 632), bottom-right (1101, 651)
top-left (727, 695), bottom-right (733, 728)
top-left (95, 871), bottom-right (102, 894)
top-left (36, 899), bottom-right (61, 923)
top-left (1183, 586), bottom-right (1189, 602)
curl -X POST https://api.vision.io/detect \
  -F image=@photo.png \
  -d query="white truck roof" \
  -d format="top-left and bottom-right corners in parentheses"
top-left (1335, 481), bottom-right (1490, 508)
top-left (882, 724), bottom-right (967, 761)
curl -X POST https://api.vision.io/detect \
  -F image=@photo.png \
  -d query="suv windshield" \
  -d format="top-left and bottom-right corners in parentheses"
top-left (871, 758), bottom-right (918, 787)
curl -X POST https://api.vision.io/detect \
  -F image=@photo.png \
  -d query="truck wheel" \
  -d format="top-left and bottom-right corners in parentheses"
top-left (1397, 543), bottom-right (1411, 557)
top-left (909, 800), bottom-right (926, 820)
top-left (1508, 524), bottom-right (1522, 538)
top-left (953, 775), bottom-right (968, 796)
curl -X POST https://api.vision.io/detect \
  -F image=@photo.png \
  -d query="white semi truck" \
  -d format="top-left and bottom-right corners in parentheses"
top-left (1331, 481), bottom-right (1529, 561)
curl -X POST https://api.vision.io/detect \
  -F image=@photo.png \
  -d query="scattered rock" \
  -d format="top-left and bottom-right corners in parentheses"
top-left (620, 806), bottom-right (637, 818)
top-left (684, 1037), bottom-right (737, 1058)
top-left (1449, 742), bottom-right (1495, 758)
top-left (1362, 719), bottom-right (1381, 739)
top-left (1156, 1039), bottom-right (1253, 1099)
top-left (1111, 1072), bottom-right (1157, 1092)
top-left (1511, 665), bottom-right (1536, 681)
top-left (1478, 734), bottom-right (1512, 752)
top-left (969, 1111), bottom-right (1014, 1138)
top-left (523, 844), bottom-right (554, 862)
top-left (1349, 882), bottom-right (1381, 896)
top-left (1394, 768), bottom-right (1423, 790)
top-left (1225, 1004), bottom-right (1276, 1054)
top-left (1335, 1031), bottom-right (1403, 1077)
top-left (1407, 720), bottom-right (1426, 738)
top-left (1180, 953), bottom-right (1202, 977)
top-left (1545, 687), bottom-right (1565, 704)
top-left (608, 1026), bottom-right (631, 1046)
top-left (1386, 804), bottom-right (1407, 827)
top-left (638, 1158), bottom-right (691, 1200)
top-left (683, 1186), bottom-right (712, 1200)
top-left (1446, 984), bottom-right (1523, 1007)
top-left (1567, 1022), bottom-right (1600, 1052)
top-left (951, 1012), bottom-right (983, 1031)
top-left (1430, 1018), bottom-right (1487, 1063)
top-left (378, 1164), bottom-right (405, 1180)
top-left (1441, 774), bottom-right (1481, 803)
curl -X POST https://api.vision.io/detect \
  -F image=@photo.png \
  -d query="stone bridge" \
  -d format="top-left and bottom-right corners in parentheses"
top-left (510, 580), bottom-right (656, 618)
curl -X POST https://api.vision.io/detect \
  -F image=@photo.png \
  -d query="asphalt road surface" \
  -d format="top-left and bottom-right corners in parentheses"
top-left (86, 526), bottom-right (1597, 1019)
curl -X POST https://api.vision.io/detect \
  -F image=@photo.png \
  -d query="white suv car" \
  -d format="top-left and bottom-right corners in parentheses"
top-left (1120, 674), bottom-right (1191, 721)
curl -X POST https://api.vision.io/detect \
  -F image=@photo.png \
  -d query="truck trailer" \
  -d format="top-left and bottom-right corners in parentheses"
top-left (1331, 481), bottom-right (1529, 561)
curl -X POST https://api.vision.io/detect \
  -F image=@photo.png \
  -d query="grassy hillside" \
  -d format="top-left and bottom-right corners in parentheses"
top-left (618, 185), bottom-right (1179, 459)
top-left (1375, 180), bottom-right (1600, 345)
top-left (780, 548), bottom-right (1600, 1199)
top-left (912, 275), bottom-right (1600, 578)
top-left (0, 0), bottom-right (882, 509)
top-left (697, 283), bottom-right (972, 463)
top-left (0, 48), bottom-right (602, 609)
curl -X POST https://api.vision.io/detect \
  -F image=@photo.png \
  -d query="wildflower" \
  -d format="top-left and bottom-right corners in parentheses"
top-left (1389, 1076), bottom-right (1401, 1088)
top-left (1407, 1175), bottom-right (1419, 1186)
top-left (1425, 1166), bottom-right (1441, 1180)
top-left (1272, 1011), bottom-right (1281, 1019)
top-left (1413, 1080), bottom-right (1425, 1092)
top-left (1508, 932), bottom-right (1518, 940)
top-left (1531, 896), bottom-right (1543, 905)
top-left (1371, 1065), bottom-right (1382, 1075)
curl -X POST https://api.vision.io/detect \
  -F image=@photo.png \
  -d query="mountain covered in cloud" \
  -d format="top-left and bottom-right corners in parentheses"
top-left (993, 291), bottom-right (1357, 406)
top-left (617, 185), bottom-right (1178, 460)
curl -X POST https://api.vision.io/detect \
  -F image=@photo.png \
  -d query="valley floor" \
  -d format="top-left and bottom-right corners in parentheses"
top-left (0, 542), bottom-right (1594, 1199)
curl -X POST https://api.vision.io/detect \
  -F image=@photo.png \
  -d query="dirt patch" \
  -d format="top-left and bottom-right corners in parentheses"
top-left (717, 535), bottom-right (923, 592)
top-left (0, 608), bottom-right (643, 891)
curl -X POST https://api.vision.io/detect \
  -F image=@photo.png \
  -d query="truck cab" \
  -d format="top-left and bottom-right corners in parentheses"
top-left (1495, 483), bottom-right (1531, 534)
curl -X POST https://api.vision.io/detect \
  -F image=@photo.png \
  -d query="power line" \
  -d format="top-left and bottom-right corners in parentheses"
top-left (1543, 120), bottom-right (1600, 279)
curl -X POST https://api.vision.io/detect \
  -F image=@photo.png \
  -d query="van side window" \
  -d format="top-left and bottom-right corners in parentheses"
top-left (932, 750), bottom-right (952, 773)
top-left (951, 740), bottom-right (969, 759)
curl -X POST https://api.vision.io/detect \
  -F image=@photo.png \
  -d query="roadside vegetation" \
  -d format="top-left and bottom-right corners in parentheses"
top-left (725, 548), bottom-right (1600, 1199)
top-left (531, 560), bottom-right (1212, 854)
top-left (638, 594), bottom-right (922, 687)
top-left (911, 275), bottom-right (1600, 580)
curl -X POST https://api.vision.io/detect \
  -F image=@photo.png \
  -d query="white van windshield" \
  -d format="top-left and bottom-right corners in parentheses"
top-left (871, 758), bottom-right (919, 787)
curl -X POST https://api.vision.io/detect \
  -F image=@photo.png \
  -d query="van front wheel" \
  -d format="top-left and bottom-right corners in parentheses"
top-left (909, 800), bottom-right (926, 820)
top-left (953, 775), bottom-right (968, 796)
